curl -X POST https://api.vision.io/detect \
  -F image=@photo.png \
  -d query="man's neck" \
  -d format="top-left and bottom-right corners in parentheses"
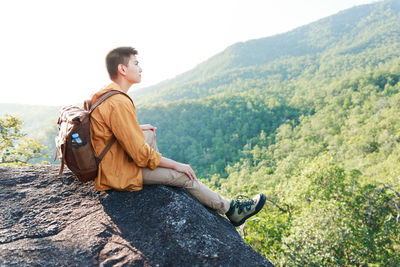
top-left (112, 78), bottom-right (132, 93)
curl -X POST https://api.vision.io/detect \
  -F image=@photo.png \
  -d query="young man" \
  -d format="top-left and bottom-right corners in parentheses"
top-left (89, 46), bottom-right (266, 227)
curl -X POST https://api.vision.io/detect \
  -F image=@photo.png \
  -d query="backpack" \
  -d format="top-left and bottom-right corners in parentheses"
top-left (55, 90), bottom-right (122, 182)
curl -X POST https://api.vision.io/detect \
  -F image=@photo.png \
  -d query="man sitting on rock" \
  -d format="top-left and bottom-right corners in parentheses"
top-left (89, 46), bottom-right (266, 227)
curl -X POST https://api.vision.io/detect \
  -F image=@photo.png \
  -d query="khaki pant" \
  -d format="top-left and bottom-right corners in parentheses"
top-left (142, 130), bottom-right (231, 214)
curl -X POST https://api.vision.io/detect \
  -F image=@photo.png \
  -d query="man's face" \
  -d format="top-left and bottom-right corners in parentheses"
top-left (124, 55), bottom-right (142, 84)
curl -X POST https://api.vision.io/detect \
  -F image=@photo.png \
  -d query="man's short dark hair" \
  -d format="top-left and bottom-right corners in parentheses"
top-left (106, 47), bottom-right (138, 79)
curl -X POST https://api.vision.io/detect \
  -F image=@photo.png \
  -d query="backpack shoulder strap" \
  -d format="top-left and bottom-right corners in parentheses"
top-left (89, 90), bottom-right (134, 113)
top-left (89, 90), bottom-right (122, 114)
top-left (89, 90), bottom-right (134, 164)
top-left (96, 137), bottom-right (117, 164)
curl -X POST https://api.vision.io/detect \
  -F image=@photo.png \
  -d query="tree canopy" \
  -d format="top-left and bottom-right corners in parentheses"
top-left (0, 114), bottom-right (47, 166)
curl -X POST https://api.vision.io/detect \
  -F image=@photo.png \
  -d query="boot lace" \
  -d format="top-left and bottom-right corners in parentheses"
top-left (234, 195), bottom-right (255, 214)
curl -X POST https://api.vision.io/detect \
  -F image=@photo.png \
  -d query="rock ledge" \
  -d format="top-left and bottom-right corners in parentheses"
top-left (0, 165), bottom-right (273, 266)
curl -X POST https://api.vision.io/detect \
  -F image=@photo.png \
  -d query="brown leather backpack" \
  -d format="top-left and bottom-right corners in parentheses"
top-left (55, 90), bottom-right (122, 182)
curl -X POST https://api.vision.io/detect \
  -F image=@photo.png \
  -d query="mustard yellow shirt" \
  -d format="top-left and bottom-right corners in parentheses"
top-left (90, 82), bottom-right (162, 191)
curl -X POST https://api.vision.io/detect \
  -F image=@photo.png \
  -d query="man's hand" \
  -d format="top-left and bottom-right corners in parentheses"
top-left (140, 124), bottom-right (157, 135)
top-left (174, 163), bottom-right (198, 181)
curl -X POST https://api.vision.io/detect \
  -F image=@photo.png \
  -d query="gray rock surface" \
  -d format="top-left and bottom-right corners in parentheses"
top-left (0, 165), bottom-right (274, 266)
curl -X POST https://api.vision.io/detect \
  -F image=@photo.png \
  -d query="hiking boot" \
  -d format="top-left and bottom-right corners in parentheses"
top-left (225, 194), bottom-right (266, 227)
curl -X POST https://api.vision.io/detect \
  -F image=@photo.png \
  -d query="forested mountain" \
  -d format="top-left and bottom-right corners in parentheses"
top-left (134, 0), bottom-right (400, 179)
top-left (134, 1), bottom-right (400, 264)
top-left (132, 0), bottom-right (400, 104)
top-left (1, 0), bottom-right (400, 264)
top-left (218, 68), bottom-right (400, 265)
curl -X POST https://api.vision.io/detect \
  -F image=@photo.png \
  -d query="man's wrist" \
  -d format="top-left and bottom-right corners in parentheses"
top-left (172, 161), bottom-right (180, 171)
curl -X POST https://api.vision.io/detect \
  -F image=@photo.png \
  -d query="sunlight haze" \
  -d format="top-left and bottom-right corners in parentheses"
top-left (0, 0), bottom-right (378, 106)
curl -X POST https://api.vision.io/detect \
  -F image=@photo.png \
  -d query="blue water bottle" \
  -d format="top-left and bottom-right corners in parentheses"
top-left (71, 133), bottom-right (84, 149)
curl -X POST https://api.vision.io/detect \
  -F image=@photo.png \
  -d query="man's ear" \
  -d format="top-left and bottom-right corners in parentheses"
top-left (117, 64), bottom-right (127, 76)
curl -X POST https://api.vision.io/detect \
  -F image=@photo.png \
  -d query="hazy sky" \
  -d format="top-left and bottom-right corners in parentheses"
top-left (1, 0), bottom-right (378, 106)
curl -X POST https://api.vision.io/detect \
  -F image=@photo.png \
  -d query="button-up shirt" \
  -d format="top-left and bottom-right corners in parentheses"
top-left (90, 82), bottom-right (162, 191)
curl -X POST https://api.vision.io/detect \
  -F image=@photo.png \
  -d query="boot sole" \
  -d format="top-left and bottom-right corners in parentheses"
top-left (230, 193), bottom-right (266, 227)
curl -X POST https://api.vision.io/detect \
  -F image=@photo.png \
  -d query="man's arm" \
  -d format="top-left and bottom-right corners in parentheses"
top-left (107, 96), bottom-right (161, 170)
top-left (111, 102), bottom-right (197, 180)
top-left (158, 157), bottom-right (197, 181)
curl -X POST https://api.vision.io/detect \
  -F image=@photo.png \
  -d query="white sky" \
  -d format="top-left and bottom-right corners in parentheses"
top-left (0, 0), bottom-right (378, 106)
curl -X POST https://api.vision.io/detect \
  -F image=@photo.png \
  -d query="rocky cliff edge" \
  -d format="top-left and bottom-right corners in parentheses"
top-left (0, 165), bottom-right (273, 266)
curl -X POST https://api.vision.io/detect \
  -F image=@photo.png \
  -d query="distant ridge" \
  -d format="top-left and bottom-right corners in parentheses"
top-left (132, 0), bottom-right (399, 104)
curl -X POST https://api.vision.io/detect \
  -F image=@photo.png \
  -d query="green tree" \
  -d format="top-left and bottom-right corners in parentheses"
top-left (0, 114), bottom-right (47, 166)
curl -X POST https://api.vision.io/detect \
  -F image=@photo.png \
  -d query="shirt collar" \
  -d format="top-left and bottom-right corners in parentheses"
top-left (105, 82), bottom-right (125, 93)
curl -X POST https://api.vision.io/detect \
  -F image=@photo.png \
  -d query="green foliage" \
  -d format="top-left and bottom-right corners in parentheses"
top-left (216, 66), bottom-right (400, 265)
top-left (218, 151), bottom-right (399, 266)
top-left (0, 103), bottom-right (60, 163)
top-left (110, 2), bottom-right (400, 263)
top-left (138, 93), bottom-right (298, 178)
top-left (0, 114), bottom-right (48, 166)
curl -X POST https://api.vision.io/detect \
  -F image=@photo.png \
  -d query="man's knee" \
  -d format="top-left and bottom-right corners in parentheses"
top-left (143, 130), bottom-right (157, 149)
top-left (143, 129), bottom-right (155, 140)
top-left (167, 169), bottom-right (194, 188)
top-left (182, 177), bottom-right (201, 190)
